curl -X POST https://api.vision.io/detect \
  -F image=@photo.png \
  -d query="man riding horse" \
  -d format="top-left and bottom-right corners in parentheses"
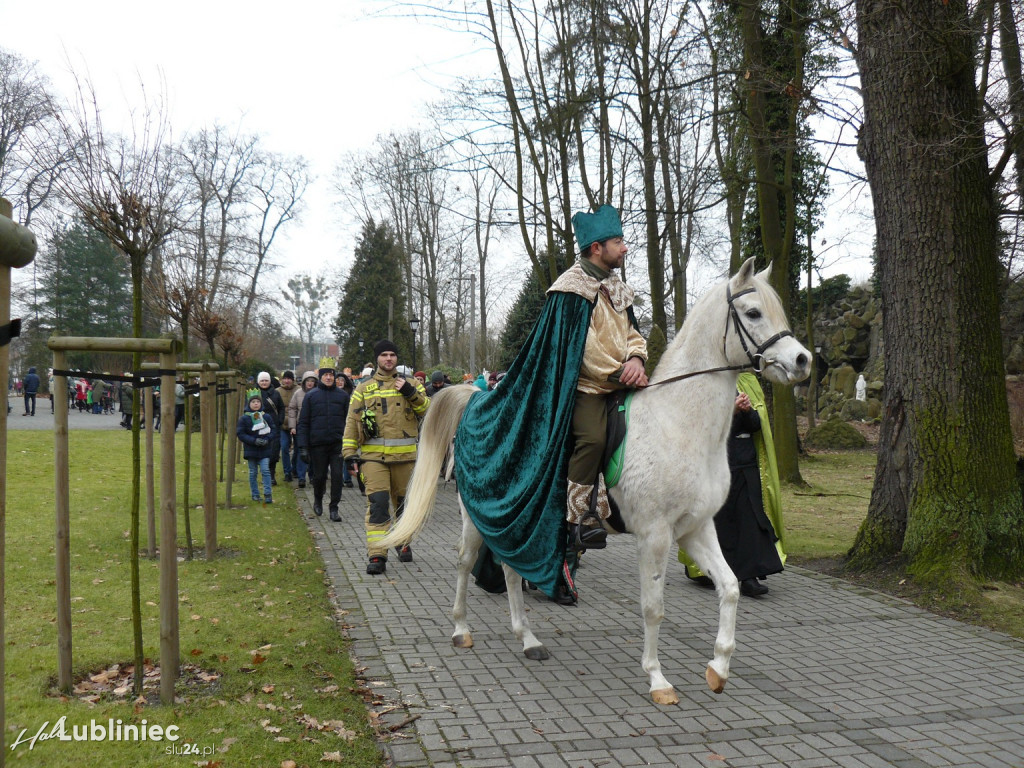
top-left (456, 204), bottom-right (648, 602)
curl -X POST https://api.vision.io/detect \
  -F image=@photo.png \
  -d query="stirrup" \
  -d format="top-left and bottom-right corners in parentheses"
top-left (569, 518), bottom-right (607, 552)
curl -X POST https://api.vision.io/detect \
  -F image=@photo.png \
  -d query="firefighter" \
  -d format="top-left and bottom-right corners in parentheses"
top-left (343, 339), bottom-right (430, 574)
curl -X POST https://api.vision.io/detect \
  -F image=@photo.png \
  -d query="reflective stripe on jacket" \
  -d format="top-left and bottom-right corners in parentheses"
top-left (342, 372), bottom-right (429, 462)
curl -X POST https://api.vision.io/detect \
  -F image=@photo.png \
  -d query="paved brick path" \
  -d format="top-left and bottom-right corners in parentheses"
top-left (299, 480), bottom-right (1024, 768)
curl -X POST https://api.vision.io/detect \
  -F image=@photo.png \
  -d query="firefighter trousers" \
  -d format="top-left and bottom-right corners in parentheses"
top-left (360, 460), bottom-right (415, 559)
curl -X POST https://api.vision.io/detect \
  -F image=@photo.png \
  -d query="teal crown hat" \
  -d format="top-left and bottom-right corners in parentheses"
top-left (572, 204), bottom-right (623, 252)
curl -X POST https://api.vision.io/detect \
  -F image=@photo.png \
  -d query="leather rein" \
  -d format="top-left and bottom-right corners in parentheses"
top-left (644, 284), bottom-right (794, 389)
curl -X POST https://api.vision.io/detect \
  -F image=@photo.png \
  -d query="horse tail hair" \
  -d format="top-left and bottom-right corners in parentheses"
top-left (378, 384), bottom-right (477, 549)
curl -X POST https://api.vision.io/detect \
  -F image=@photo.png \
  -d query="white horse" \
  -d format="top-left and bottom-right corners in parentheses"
top-left (380, 257), bottom-right (811, 705)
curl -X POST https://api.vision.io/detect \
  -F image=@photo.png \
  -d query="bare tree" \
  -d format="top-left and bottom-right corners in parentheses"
top-left (240, 152), bottom-right (309, 334)
top-left (50, 72), bottom-right (182, 695)
top-left (282, 273), bottom-right (331, 362)
top-left (0, 47), bottom-right (64, 227)
top-left (176, 124), bottom-right (260, 316)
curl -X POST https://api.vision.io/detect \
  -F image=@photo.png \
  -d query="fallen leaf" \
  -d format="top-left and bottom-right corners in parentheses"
top-left (262, 685), bottom-right (275, 694)
top-left (321, 753), bottom-right (343, 763)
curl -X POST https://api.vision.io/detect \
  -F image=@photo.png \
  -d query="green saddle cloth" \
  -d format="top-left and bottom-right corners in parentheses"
top-left (604, 391), bottom-right (634, 489)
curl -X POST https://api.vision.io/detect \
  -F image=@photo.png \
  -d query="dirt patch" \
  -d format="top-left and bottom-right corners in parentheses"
top-left (50, 661), bottom-right (222, 707)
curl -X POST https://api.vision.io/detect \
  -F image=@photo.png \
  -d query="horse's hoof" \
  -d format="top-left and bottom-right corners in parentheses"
top-left (452, 633), bottom-right (474, 649)
top-left (705, 665), bottom-right (726, 694)
top-left (524, 646), bottom-right (549, 661)
top-left (651, 687), bottom-right (679, 705)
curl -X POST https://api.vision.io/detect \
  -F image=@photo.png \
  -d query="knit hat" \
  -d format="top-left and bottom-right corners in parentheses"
top-left (257, 371), bottom-right (271, 384)
top-left (430, 371), bottom-right (445, 385)
top-left (374, 339), bottom-right (399, 358)
top-left (572, 204), bottom-right (623, 252)
top-left (281, 370), bottom-right (295, 381)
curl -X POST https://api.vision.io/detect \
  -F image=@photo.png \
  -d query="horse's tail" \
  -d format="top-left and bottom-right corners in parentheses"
top-left (378, 384), bottom-right (477, 549)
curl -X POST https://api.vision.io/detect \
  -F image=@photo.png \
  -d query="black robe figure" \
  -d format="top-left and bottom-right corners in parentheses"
top-left (714, 405), bottom-right (784, 595)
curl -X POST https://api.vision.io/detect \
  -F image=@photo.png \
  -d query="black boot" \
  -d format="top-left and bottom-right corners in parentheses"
top-left (329, 506), bottom-right (340, 522)
top-left (313, 498), bottom-right (323, 517)
top-left (740, 578), bottom-right (769, 597)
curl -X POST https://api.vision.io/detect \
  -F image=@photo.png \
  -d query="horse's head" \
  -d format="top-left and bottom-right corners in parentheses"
top-left (725, 258), bottom-right (811, 385)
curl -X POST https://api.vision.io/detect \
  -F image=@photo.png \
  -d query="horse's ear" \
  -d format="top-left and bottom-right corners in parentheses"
top-left (734, 257), bottom-right (757, 283)
top-left (757, 261), bottom-right (774, 281)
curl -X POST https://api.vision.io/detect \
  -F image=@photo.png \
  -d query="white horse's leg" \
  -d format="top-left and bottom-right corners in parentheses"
top-left (452, 506), bottom-right (482, 649)
top-left (503, 564), bottom-right (549, 660)
top-left (636, 525), bottom-right (679, 705)
top-left (679, 520), bottom-right (739, 694)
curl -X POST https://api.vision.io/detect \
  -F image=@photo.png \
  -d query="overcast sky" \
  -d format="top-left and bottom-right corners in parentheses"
top-left (1, 0), bottom-right (489, 281)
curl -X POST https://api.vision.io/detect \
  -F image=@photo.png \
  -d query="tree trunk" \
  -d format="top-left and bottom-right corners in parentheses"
top-left (851, 0), bottom-right (1024, 581)
top-left (738, 0), bottom-right (804, 484)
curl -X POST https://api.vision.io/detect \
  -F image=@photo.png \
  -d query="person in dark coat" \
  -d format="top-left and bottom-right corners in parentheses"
top-left (296, 359), bottom-right (351, 521)
top-left (256, 371), bottom-right (285, 485)
top-left (22, 366), bottom-right (40, 416)
top-left (425, 370), bottom-right (448, 397)
top-left (237, 389), bottom-right (280, 504)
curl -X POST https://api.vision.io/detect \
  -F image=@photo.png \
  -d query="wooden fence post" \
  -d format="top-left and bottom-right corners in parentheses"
top-left (159, 350), bottom-right (179, 704)
top-left (200, 363), bottom-right (219, 558)
top-left (145, 380), bottom-right (156, 556)
top-left (51, 351), bottom-right (73, 694)
top-left (0, 197), bottom-right (37, 763)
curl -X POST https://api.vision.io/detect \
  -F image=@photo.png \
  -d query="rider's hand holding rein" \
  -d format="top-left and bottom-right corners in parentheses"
top-left (620, 356), bottom-right (649, 388)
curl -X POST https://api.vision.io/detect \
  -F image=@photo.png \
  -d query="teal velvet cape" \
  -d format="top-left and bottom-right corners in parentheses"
top-left (454, 290), bottom-right (593, 599)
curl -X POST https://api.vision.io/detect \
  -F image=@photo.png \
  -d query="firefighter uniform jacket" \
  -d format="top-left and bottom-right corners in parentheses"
top-left (343, 371), bottom-right (429, 463)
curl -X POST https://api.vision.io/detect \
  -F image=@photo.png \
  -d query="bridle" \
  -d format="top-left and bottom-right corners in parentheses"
top-left (723, 285), bottom-right (794, 375)
top-left (646, 283), bottom-right (793, 389)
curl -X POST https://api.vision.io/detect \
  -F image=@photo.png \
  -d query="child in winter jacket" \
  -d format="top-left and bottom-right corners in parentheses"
top-left (237, 389), bottom-right (280, 504)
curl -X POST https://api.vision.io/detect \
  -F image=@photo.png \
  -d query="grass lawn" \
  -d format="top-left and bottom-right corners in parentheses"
top-left (3, 430), bottom-right (385, 767)
top-left (781, 449), bottom-right (876, 559)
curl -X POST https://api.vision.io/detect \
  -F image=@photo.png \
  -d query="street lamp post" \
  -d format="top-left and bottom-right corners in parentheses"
top-left (408, 317), bottom-right (420, 373)
top-left (290, 355), bottom-right (299, 373)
